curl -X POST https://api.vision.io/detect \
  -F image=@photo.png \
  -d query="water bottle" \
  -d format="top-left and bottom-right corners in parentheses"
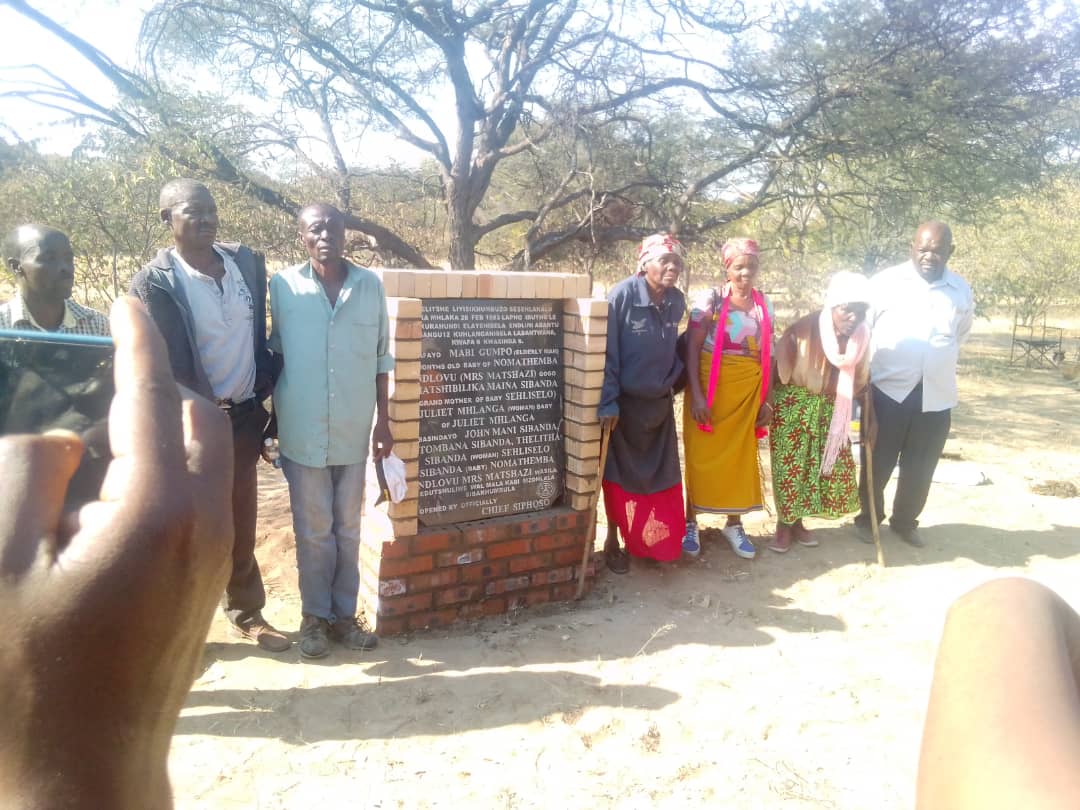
top-left (263, 437), bottom-right (282, 469)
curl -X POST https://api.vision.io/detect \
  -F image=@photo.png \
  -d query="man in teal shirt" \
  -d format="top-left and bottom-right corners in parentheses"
top-left (269, 203), bottom-right (395, 658)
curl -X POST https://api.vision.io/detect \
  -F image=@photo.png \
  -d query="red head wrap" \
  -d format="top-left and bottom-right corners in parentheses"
top-left (636, 233), bottom-right (685, 273)
top-left (720, 237), bottom-right (760, 269)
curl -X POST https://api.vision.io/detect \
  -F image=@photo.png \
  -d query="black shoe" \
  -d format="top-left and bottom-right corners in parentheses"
top-left (330, 616), bottom-right (379, 651)
top-left (605, 543), bottom-right (630, 574)
top-left (892, 525), bottom-right (925, 548)
top-left (299, 615), bottom-right (331, 659)
top-left (854, 520), bottom-right (876, 545)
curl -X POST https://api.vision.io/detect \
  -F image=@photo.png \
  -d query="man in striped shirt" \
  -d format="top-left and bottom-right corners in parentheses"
top-left (1, 225), bottom-right (109, 336)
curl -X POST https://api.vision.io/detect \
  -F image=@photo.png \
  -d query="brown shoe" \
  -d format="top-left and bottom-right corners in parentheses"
top-left (793, 523), bottom-right (818, 548)
top-left (768, 523), bottom-right (793, 553)
top-left (330, 616), bottom-right (378, 651)
top-left (235, 615), bottom-right (291, 653)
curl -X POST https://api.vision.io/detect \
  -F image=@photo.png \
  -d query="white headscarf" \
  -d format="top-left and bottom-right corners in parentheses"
top-left (818, 271), bottom-right (871, 476)
top-left (824, 271), bottom-right (871, 309)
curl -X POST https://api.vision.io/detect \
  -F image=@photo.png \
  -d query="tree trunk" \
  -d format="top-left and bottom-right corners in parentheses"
top-left (446, 179), bottom-right (476, 270)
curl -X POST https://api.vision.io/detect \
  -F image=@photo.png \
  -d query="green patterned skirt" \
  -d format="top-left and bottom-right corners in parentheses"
top-left (769, 384), bottom-right (859, 525)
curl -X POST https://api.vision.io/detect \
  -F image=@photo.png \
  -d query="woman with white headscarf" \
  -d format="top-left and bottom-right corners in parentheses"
top-left (767, 271), bottom-right (871, 553)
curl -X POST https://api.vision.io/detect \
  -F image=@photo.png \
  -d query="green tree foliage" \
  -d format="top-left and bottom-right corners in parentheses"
top-left (0, 135), bottom-right (298, 303)
top-left (0, 136), bottom-right (166, 303)
top-left (3, 0), bottom-right (1078, 272)
top-left (732, 0), bottom-right (1080, 274)
top-left (951, 174), bottom-right (1080, 325)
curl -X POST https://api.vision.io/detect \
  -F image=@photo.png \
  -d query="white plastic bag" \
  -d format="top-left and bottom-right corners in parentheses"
top-left (381, 451), bottom-right (408, 503)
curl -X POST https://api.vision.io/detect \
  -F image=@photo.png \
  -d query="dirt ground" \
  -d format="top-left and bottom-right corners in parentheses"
top-left (173, 317), bottom-right (1080, 809)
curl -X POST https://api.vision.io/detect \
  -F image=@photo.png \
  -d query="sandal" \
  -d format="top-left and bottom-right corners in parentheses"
top-left (605, 543), bottom-right (630, 574)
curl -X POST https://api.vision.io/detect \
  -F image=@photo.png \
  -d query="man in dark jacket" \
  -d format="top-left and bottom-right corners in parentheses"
top-left (129, 178), bottom-right (289, 652)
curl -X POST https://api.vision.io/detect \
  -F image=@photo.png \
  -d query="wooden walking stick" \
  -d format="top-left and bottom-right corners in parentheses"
top-left (863, 389), bottom-right (885, 567)
top-left (575, 419), bottom-right (613, 599)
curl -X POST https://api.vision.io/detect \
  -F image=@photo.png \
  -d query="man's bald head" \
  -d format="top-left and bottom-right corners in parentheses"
top-left (910, 220), bottom-right (954, 282)
top-left (915, 220), bottom-right (953, 246)
top-left (159, 179), bottom-right (218, 251)
top-left (159, 179), bottom-right (212, 212)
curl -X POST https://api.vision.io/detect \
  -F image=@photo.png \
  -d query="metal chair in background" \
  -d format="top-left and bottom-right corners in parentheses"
top-left (1009, 311), bottom-right (1065, 368)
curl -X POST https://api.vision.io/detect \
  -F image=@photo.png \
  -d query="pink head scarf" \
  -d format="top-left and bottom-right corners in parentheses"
top-left (636, 233), bottom-right (685, 274)
top-left (703, 236), bottom-right (771, 438)
top-left (720, 237), bottom-right (760, 269)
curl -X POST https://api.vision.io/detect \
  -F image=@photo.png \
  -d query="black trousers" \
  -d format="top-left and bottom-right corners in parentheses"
top-left (857, 384), bottom-right (950, 531)
top-left (222, 401), bottom-right (270, 626)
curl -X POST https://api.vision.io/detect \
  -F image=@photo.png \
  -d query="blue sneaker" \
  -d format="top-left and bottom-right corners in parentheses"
top-left (721, 523), bottom-right (756, 559)
top-left (682, 522), bottom-right (701, 556)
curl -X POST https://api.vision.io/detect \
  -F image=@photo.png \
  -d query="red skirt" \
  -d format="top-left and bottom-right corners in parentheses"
top-left (602, 480), bottom-right (685, 562)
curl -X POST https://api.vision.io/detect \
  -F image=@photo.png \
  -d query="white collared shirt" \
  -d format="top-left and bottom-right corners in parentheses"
top-left (868, 260), bottom-right (973, 412)
top-left (170, 246), bottom-right (255, 402)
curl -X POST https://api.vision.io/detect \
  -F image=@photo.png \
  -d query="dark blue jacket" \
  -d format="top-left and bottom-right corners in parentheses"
top-left (598, 274), bottom-right (686, 417)
top-left (129, 242), bottom-right (274, 401)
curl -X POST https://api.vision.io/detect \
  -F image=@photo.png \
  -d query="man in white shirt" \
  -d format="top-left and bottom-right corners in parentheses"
top-left (129, 179), bottom-right (289, 652)
top-left (856, 221), bottom-right (974, 548)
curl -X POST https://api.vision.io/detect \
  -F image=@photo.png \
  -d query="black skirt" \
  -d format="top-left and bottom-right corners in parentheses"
top-left (603, 391), bottom-right (682, 494)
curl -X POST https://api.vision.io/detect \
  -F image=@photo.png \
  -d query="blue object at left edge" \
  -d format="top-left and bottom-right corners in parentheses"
top-left (0, 329), bottom-right (114, 347)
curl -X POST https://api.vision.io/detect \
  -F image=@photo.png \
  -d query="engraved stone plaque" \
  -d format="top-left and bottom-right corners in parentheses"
top-left (418, 299), bottom-right (564, 526)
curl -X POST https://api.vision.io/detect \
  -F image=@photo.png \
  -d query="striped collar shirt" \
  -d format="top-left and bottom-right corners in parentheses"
top-left (0, 294), bottom-right (110, 336)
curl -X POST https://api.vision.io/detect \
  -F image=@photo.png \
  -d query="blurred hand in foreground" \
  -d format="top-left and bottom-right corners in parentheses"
top-left (0, 297), bottom-right (233, 809)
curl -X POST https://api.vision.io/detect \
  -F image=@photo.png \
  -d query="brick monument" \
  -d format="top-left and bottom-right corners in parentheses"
top-left (357, 269), bottom-right (607, 635)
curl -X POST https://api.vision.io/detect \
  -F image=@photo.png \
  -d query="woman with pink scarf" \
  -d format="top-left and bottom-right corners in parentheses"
top-left (683, 237), bottom-right (773, 560)
top-left (767, 271), bottom-right (871, 553)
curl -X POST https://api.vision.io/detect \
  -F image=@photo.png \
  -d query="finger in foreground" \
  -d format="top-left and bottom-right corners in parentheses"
top-left (100, 296), bottom-right (188, 503)
top-left (0, 433), bottom-right (83, 577)
top-left (69, 298), bottom-right (194, 566)
top-left (179, 391), bottom-right (233, 589)
top-left (917, 578), bottom-right (1080, 810)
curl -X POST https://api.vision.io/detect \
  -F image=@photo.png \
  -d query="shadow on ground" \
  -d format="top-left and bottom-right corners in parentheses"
top-left (176, 669), bottom-right (677, 743)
